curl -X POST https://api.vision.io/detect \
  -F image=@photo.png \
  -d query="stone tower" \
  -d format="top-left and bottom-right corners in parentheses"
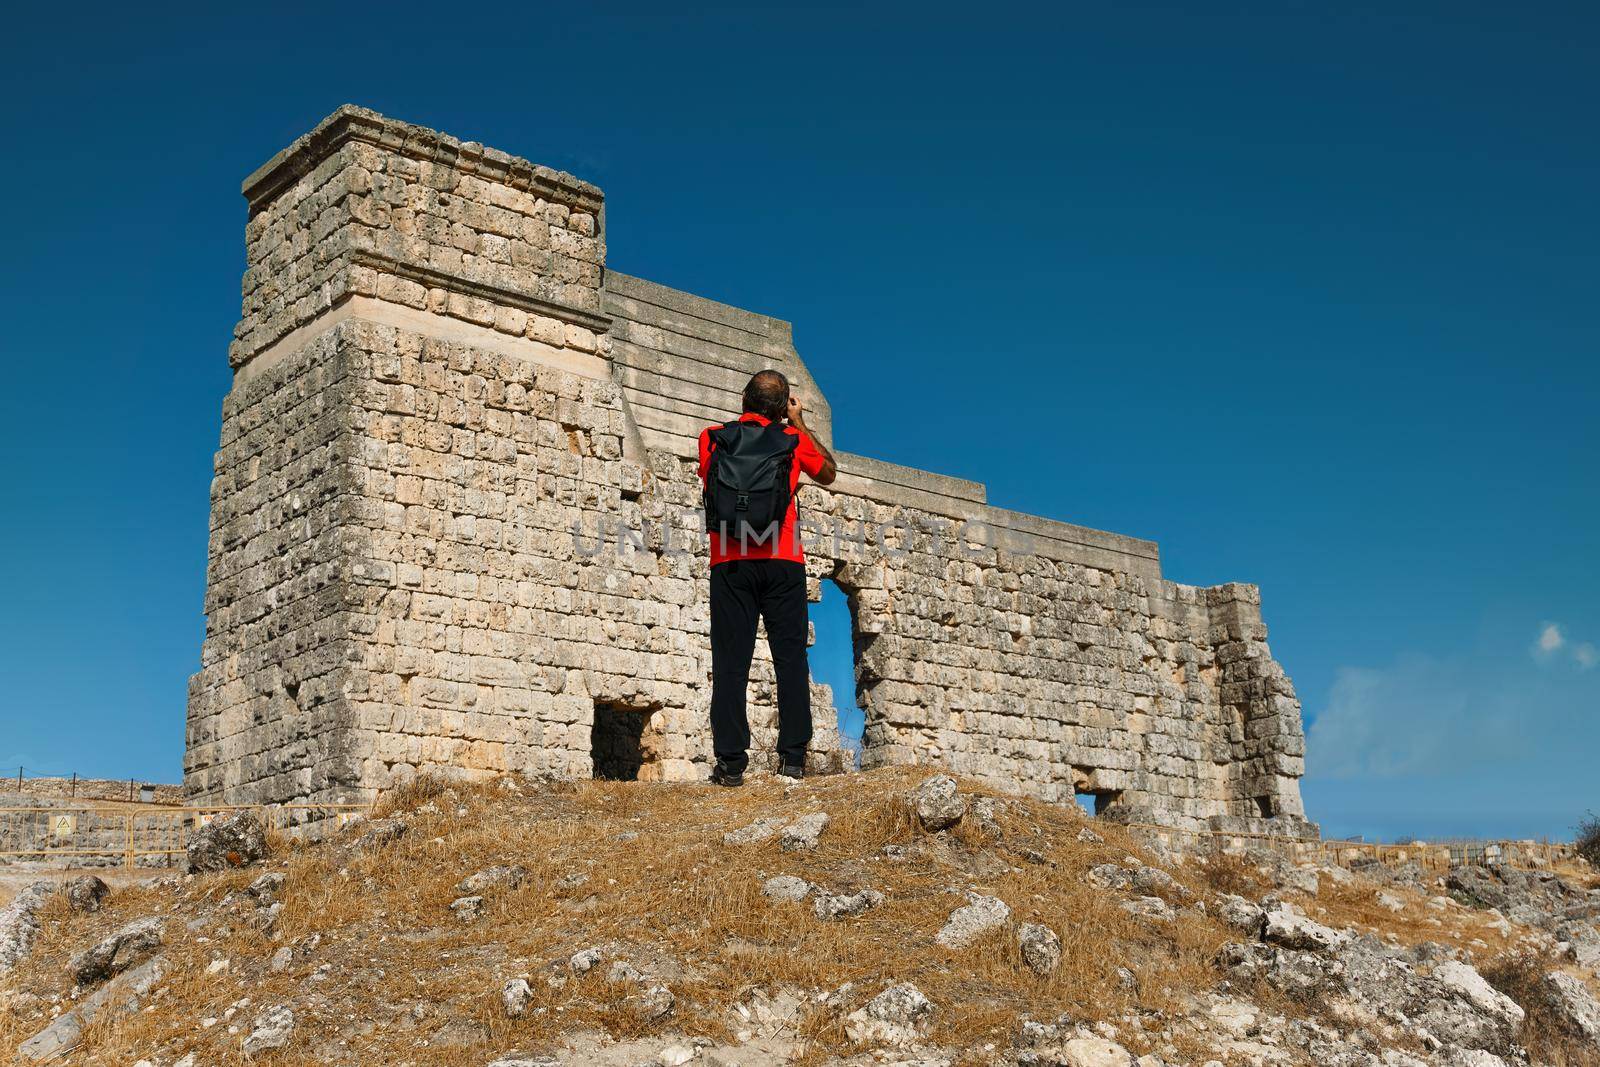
top-left (186, 107), bottom-right (1314, 837)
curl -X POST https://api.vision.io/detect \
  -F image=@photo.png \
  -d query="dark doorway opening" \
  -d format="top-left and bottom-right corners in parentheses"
top-left (591, 702), bottom-right (658, 781)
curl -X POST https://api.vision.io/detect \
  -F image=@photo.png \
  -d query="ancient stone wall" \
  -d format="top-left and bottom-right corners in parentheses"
top-left (188, 107), bottom-right (1312, 836)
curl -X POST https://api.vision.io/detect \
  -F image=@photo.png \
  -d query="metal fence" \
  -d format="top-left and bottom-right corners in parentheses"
top-left (1, 802), bottom-right (1576, 874)
top-left (1128, 822), bottom-right (1575, 873)
top-left (0, 804), bottom-right (373, 870)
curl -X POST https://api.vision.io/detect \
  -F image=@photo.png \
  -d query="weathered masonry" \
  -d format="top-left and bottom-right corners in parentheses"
top-left (186, 106), bottom-right (1315, 837)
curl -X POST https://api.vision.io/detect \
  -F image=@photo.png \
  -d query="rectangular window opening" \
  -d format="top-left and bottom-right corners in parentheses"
top-left (1075, 788), bottom-right (1124, 817)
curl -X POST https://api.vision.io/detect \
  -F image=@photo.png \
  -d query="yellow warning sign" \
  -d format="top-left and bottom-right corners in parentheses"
top-left (50, 814), bottom-right (76, 839)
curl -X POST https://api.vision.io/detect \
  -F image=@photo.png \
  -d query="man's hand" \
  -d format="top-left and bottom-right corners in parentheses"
top-left (786, 395), bottom-right (805, 426)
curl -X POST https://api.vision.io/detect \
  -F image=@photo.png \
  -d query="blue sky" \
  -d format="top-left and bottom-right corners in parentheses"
top-left (1, 3), bottom-right (1594, 841)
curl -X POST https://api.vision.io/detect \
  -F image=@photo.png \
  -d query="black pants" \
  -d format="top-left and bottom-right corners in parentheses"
top-left (709, 559), bottom-right (812, 774)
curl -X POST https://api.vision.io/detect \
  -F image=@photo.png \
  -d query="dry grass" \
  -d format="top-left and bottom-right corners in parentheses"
top-left (1305, 878), bottom-right (1520, 957)
top-left (1555, 859), bottom-right (1600, 890)
top-left (1195, 851), bottom-right (1272, 899)
top-left (0, 769), bottom-right (1580, 1065)
top-left (1576, 814), bottom-right (1600, 870)
top-left (1482, 950), bottom-right (1600, 1067)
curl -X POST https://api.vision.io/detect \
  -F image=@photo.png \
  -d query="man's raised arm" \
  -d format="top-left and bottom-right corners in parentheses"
top-left (785, 396), bottom-right (837, 486)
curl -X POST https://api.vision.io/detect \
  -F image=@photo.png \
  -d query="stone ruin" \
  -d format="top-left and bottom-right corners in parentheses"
top-left (184, 106), bottom-right (1315, 837)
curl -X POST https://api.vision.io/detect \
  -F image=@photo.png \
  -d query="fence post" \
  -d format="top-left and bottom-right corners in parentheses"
top-left (124, 813), bottom-right (134, 871)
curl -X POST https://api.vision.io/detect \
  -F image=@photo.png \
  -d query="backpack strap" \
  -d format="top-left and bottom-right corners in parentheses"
top-left (711, 418), bottom-right (798, 447)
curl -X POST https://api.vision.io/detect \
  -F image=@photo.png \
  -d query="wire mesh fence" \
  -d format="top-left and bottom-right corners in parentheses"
top-left (0, 803), bottom-right (373, 870)
top-left (1126, 822), bottom-right (1574, 873)
top-left (0, 799), bottom-right (1576, 874)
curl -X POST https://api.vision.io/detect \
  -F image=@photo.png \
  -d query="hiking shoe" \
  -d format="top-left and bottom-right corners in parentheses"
top-left (776, 764), bottom-right (805, 781)
top-left (710, 764), bottom-right (744, 788)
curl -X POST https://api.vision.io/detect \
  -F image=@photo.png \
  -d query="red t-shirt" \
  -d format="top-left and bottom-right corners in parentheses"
top-left (698, 413), bottom-right (826, 565)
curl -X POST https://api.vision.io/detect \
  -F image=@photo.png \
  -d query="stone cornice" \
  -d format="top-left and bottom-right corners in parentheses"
top-left (242, 105), bottom-right (604, 216)
top-left (351, 251), bottom-right (613, 334)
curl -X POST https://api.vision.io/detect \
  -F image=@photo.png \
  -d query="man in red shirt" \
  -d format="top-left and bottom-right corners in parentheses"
top-left (698, 370), bottom-right (837, 786)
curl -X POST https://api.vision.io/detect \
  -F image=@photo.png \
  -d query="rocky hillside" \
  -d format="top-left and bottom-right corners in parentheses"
top-left (1, 768), bottom-right (1596, 1067)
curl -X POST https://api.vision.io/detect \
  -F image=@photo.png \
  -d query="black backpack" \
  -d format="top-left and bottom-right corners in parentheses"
top-left (703, 420), bottom-right (800, 545)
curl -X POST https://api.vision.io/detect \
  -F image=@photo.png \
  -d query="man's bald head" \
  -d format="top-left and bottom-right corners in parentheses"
top-left (742, 370), bottom-right (790, 421)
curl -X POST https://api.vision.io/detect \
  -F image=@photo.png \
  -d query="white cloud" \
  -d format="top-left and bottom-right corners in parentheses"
top-left (1306, 625), bottom-right (1599, 840)
top-left (1536, 622), bottom-right (1565, 656)
top-left (1308, 656), bottom-right (1527, 779)
top-left (1532, 622), bottom-right (1600, 669)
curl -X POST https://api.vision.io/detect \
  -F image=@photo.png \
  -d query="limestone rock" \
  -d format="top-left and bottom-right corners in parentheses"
top-left (1132, 866), bottom-right (1178, 894)
top-left (658, 1043), bottom-right (696, 1066)
top-left (723, 816), bottom-right (787, 846)
top-left (1260, 909), bottom-right (1346, 952)
top-left (972, 795), bottom-right (1006, 835)
top-left (18, 955), bottom-right (166, 1062)
top-left (450, 895), bottom-right (485, 922)
top-left (457, 865), bottom-right (529, 894)
top-left (1282, 866), bottom-right (1320, 895)
top-left (0, 882), bottom-right (54, 976)
top-left (569, 947), bottom-right (602, 973)
top-left (347, 816), bottom-right (409, 852)
top-left (1557, 918), bottom-right (1600, 969)
top-left (781, 812), bottom-right (829, 851)
top-left (247, 871), bottom-right (286, 900)
top-left (1018, 922), bottom-right (1062, 975)
top-left (243, 1004), bottom-right (294, 1056)
top-left (1320, 864), bottom-right (1355, 886)
top-left (1442, 1053), bottom-right (1509, 1067)
top-left (844, 983), bottom-right (934, 1046)
top-left (936, 892), bottom-right (1012, 948)
top-left (1087, 864), bottom-right (1133, 890)
top-left (608, 960), bottom-right (643, 983)
top-left (1056, 1037), bottom-right (1134, 1067)
top-left (1539, 970), bottom-right (1600, 1043)
top-left (909, 775), bottom-right (966, 831)
top-left (69, 917), bottom-right (163, 985)
top-left (187, 809), bottom-right (268, 872)
top-left (762, 875), bottom-right (812, 902)
top-left (1120, 896), bottom-right (1176, 922)
top-left (1216, 894), bottom-right (1264, 932)
top-left (1444, 863), bottom-right (1588, 928)
top-left (1430, 960), bottom-right (1524, 1028)
top-left (634, 983), bottom-right (675, 1019)
top-left (502, 977), bottom-right (533, 1017)
top-left (1077, 827), bottom-right (1104, 844)
top-left (62, 876), bottom-right (109, 912)
top-left (814, 888), bottom-right (885, 921)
